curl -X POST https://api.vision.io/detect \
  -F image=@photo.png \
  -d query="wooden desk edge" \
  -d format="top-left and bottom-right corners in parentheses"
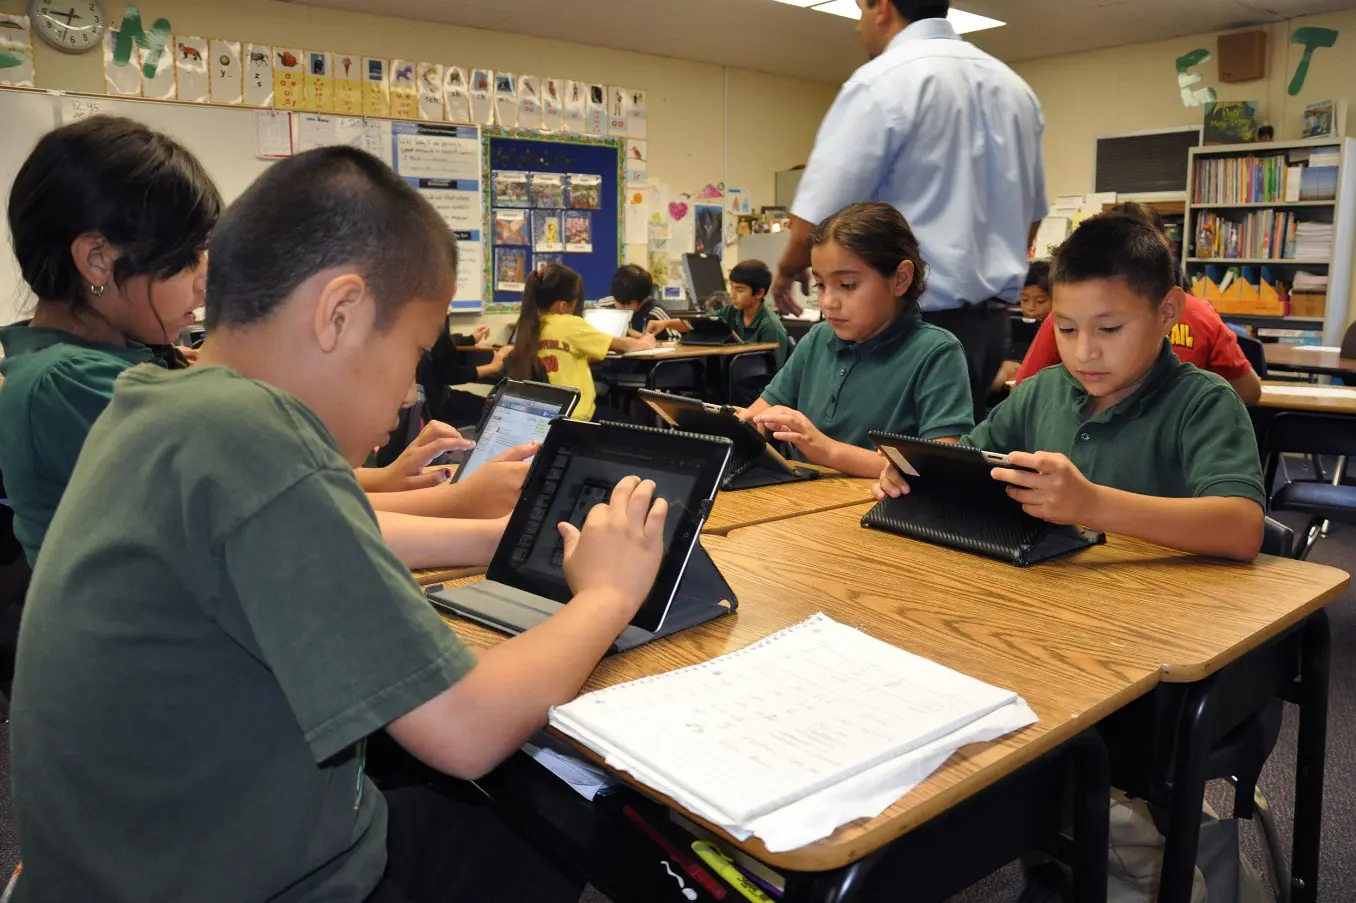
top-left (706, 494), bottom-right (875, 537)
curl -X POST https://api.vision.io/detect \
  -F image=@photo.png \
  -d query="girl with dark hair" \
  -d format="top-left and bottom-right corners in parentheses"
top-left (740, 201), bottom-right (975, 477)
top-left (0, 115), bottom-right (222, 565)
top-left (508, 263), bottom-right (655, 420)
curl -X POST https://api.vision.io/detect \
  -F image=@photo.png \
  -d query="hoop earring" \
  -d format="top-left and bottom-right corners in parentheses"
top-left (89, 284), bottom-right (106, 297)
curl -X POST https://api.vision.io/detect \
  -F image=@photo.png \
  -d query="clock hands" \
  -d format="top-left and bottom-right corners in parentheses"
top-left (50, 8), bottom-right (83, 27)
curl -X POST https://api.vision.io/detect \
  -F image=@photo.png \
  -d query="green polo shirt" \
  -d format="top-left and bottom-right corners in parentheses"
top-left (761, 306), bottom-right (974, 457)
top-left (11, 365), bottom-right (475, 903)
top-left (713, 302), bottom-right (791, 367)
top-left (0, 324), bottom-right (158, 566)
top-left (965, 339), bottom-right (1265, 505)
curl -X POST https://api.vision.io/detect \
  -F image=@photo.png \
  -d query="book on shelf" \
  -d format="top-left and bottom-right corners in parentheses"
top-left (1285, 165), bottom-right (1304, 202)
top-left (1194, 209), bottom-right (1299, 259)
top-left (1193, 153), bottom-right (1290, 204)
top-left (1293, 222), bottom-right (1333, 259)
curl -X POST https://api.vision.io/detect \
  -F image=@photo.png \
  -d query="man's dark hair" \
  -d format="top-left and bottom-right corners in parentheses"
top-left (879, 1), bottom-right (950, 21)
top-left (610, 264), bottom-right (653, 305)
top-left (1024, 260), bottom-right (1050, 292)
top-left (1051, 214), bottom-right (1176, 307)
top-left (206, 146), bottom-right (456, 330)
top-left (729, 260), bottom-right (773, 298)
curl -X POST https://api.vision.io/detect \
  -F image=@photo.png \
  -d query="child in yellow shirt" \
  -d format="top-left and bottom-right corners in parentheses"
top-left (507, 264), bottom-right (655, 419)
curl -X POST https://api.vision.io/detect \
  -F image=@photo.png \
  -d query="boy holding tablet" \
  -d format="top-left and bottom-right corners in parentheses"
top-left (877, 214), bottom-right (1264, 561)
top-left (10, 148), bottom-right (668, 902)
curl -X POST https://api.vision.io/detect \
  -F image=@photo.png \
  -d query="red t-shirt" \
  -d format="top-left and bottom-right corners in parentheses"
top-left (1014, 294), bottom-right (1253, 383)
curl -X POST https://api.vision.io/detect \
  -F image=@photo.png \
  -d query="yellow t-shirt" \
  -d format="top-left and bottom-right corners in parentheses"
top-left (537, 314), bottom-right (612, 420)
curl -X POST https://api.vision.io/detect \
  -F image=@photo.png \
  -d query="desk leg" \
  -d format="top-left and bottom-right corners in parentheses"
top-left (1291, 610), bottom-right (1330, 903)
top-left (1071, 731), bottom-right (1110, 903)
top-left (1158, 680), bottom-right (1216, 903)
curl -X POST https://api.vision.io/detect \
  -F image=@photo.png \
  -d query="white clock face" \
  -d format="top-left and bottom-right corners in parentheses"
top-left (30, 2), bottom-right (107, 54)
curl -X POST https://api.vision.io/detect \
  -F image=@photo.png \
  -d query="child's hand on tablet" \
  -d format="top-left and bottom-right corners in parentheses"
top-left (990, 451), bottom-right (1097, 526)
top-left (458, 442), bottom-right (539, 517)
top-left (753, 405), bottom-right (831, 463)
top-left (558, 476), bottom-right (668, 614)
top-left (873, 454), bottom-right (912, 500)
top-left (364, 421), bottom-right (474, 493)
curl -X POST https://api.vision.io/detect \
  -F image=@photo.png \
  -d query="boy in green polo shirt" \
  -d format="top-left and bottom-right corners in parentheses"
top-left (877, 214), bottom-right (1265, 561)
top-left (11, 147), bottom-right (670, 903)
top-left (646, 259), bottom-right (792, 366)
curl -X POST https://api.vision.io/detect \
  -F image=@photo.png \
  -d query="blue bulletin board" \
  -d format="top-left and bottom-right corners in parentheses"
top-left (483, 129), bottom-right (624, 311)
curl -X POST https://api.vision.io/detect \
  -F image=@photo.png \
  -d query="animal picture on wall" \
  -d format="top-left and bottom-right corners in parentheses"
top-left (249, 50), bottom-right (267, 66)
top-left (394, 62), bottom-right (414, 82)
top-left (179, 42), bottom-right (201, 61)
top-left (277, 50), bottom-right (298, 68)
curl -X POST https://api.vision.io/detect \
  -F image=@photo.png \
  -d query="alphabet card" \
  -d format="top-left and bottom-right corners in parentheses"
top-left (175, 35), bottom-right (209, 103)
top-left (469, 69), bottom-right (494, 125)
top-left (417, 62), bottom-right (444, 120)
top-left (141, 38), bottom-right (177, 99)
top-left (274, 47), bottom-right (304, 110)
top-left (333, 53), bottom-right (362, 114)
top-left (103, 28), bottom-right (141, 96)
top-left (243, 44), bottom-right (273, 107)
top-left (564, 81), bottom-right (586, 133)
top-left (627, 89), bottom-right (647, 139)
top-left (608, 86), bottom-right (627, 136)
top-left (304, 51), bottom-right (333, 112)
top-left (444, 66), bottom-right (470, 123)
top-left (586, 83), bottom-right (607, 135)
top-left (494, 72), bottom-right (518, 127)
top-left (388, 59), bottom-right (418, 119)
top-left (363, 57), bottom-right (390, 117)
top-left (209, 39), bottom-right (242, 105)
top-left (518, 75), bottom-right (542, 130)
top-left (541, 77), bottom-right (564, 131)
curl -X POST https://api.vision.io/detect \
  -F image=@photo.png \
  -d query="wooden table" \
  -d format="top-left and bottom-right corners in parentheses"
top-left (701, 466), bottom-right (876, 535)
top-left (411, 565), bottom-right (484, 587)
top-left (1258, 381), bottom-right (1356, 414)
top-left (1263, 344), bottom-right (1356, 378)
top-left (609, 341), bottom-right (780, 361)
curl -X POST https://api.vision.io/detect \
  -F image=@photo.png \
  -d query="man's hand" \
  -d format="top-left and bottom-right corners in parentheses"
top-left (558, 476), bottom-right (668, 613)
top-left (990, 451), bottom-right (1100, 525)
top-left (472, 325), bottom-right (492, 345)
top-left (771, 269), bottom-right (809, 317)
top-left (645, 319), bottom-right (669, 336)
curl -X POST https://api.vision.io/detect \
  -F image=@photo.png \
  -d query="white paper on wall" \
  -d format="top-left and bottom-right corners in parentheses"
top-left (518, 74), bottom-right (542, 130)
top-left (494, 71), bottom-right (518, 127)
top-left (470, 68), bottom-right (494, 125)
top-left (209, 39), bottom-right (243, 105)
top-left (564, 80), bottom-right (586, 133)
top-left (174, 35), bottom-right (209, 103)
top-left (444, 65), bottom-right (470, 123)
top-left (541, 77), bottom-right (564, 131)
top-left (103, 29), bottom-right (142, 95)
top-left (586, 83), bottom-right (606, 135)
top-left (417, 62), bottom-right (444, 120)
top-left (141, 39), bottom-right (176, 99)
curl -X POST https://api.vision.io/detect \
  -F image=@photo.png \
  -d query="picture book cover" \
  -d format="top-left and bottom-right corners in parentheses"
top-left (530, 172), bottom-right (566, 208)
top-left (568, 174), bottom-right (602, 210)
top-left (1302, 99), bottom-right (1345, 139)
top-left (494, 210), bottom-right (529, 246)
top-left (565, 211), bottom-right (593, 253)
top-left (1203, 101), bottom-right (1259, 145)
top-left (534, 211), bottom-right (564, 252)
top-left (493, 171), bottom-right (530, 208)
top-left (496, 247), bottom-right (527, 292)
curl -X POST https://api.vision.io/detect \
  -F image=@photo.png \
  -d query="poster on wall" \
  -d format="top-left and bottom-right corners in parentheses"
top-left (363, 57), bottom-right (391, 117)
top-left (627, 89), bottom-right (647, 139)
top-left (389, 60), bottom-right (419, 119)
top-left (444, 66), bottom-right (470, 123)
top-left (518, 75), bottom-right (542, 130)
top-left (626, 140), bottom-right (647, 187)
top-left (608, 86), bottom-right (628, 136)
top-left (565, 210), bottom-right (593, 253)
top-left (303, 51), bottom-right (333, 112)
top-left (417, 62), bottom-right (444, 121)
top-left (243, 43), bottom-right (273, 106)
top-left (141, 38), bottom-right (176, 99)
top-left (392, 123), bottom-right (485, 309)
top-left (274, 47), bottom-right (304, 110)
top-left (494, 72), bottom-right (518, 127)
top-left (0, 13), bottom-right (35, 88)
top-left (586, 83), bottom-right (606, 135)
top-left (695, 203), bottom-right (723, 258)
top-left (103, 29), bottom-right (141, 95)
top-left (469, 69), bottom-right (494, 125)
top-left (541, 77), bottom-right (564, 131)
top-left (175, 36), bottom-right (210, 103)
top-left (209, 40), bottom-right (243, 105)
top-left (333, 54), bottom-right (362, 114)
top-left (564, 81), bottom-right (586, 133)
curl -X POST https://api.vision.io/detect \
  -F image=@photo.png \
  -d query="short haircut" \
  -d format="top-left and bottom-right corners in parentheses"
top-left (1105, 201), bottom-right (1167, 238)
top-left (1024, 260), bottom-right (1051, 292)
top-left (882, 1), bottom-right (950, 20)
top-left (206, 146), bottom-right (456, 330)
top-left (729, 259), bottom-right (772, 298)
top-left (8, 115), bottom-right (221, 310)
top-left (1051, 214), bottom-right (1175, 306)
top-left (809, 201), bottom-right (929, 307)
top-left (610, 264), bottom-right (653, 304)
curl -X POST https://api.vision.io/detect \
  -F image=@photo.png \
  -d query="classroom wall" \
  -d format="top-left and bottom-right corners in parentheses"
top-left (1012, 10), bottom-right (1356, 199)
top-left (0, 0), bottom-right (837, 334)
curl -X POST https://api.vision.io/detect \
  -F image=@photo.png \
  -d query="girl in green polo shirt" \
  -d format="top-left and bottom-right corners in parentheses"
top-left (740, 202), bottom-right (975, 477)
top-left (0, 116), bottom-right (221, 566)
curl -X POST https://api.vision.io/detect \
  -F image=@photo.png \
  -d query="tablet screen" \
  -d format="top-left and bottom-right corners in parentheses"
top-left (457, 390), bottom-right (571, 481)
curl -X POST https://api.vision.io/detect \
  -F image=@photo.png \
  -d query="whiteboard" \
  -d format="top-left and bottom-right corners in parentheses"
top-left (0, 90), bottom-right (58, 327)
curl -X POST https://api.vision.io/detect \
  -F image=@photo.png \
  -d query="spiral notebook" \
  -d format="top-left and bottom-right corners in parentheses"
top-left (549, 614), bottom-right (1037, 849)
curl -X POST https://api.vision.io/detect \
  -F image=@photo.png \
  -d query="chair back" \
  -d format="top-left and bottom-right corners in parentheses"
top-left (1261, 412), bottom-right (1356, 490)
top-left (1233, 329), bottom-right (1268, 378)
top-left (1341, 321), bottom-right (1356, 359)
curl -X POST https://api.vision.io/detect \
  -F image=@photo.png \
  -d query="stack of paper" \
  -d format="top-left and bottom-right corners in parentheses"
top-left (550, 614), bottom-right (1037, 852)
top-left (1294, 223), bottom-right (1333, 260)
top-left (1293, 270), bottom-right (1330, 292)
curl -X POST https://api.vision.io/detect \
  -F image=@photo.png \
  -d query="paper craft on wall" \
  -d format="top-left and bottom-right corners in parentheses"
top-left (496, 247), bottom-right (527, 292)
top-left (242, 44), bottom-right (273, 106)
top-left (667, 192), bottom-right (695, 254)
top-left (586, 84), bottom-right (607, 135)
top-left (363, 57), bottom-right (390, 117)
top-left (493, 170), bottom-right (530, 208)
top-left (565, 210), bottom-right (593, 253)
top-left (568, 174), bottom-right (601, 210)
top-left (534, 210), bottom-right (564, 252)
top-left (255, 109), bottom-right (293, 158)
top-left (494, 72), bottom-right (518, 127)
top-left (535, 253), bottom-right (564, 273)
top-left (416, 62), bottom-right (444, 121)
top-left (649, 250), bottom-right (669, 287)
top-left (470, 69), bottom-right (494, 125)
top-left (696, 183), bottom-right (724, 200)
top-left (389, 60), bottom-right (419, 119)
top-left (175, 36), bottom-right (210, 103)
top-left (608, 86), bottom-right (628, 136)
top-left (333, 54), bottom-right (362, 115)
top-left (274, 47), bottom-right (304, 110)
top-left (627, 89), bottom-right (646, 139)
top-left (695, 203), bottom-right (723, 258)
top-left (141, 37), bottom-right (176, 99)
top-left (0, 13), bottom-right (34, 88)
top-left (625, 183), bottom-right (658, 245)
top-left (494, 209), bottom-right (529, 246)
top-left (564, 81), bottom-right (586, 133)
top-left (208, 40), bottom-right (243, 105)
top-left (302, 51), bottom-right (332, 111)
top-left (625, 140), bottom-right (647, 187)
top-left (518, 75), bottom-right (542, 130)
top-left (541, 77), bottom-right (563, 131)
top-left (104, 29), bottom-right (141, 95)
top-left (444, 66), bottom-right (470, 123)
top-left (531, 172), bottom-right (566, 208)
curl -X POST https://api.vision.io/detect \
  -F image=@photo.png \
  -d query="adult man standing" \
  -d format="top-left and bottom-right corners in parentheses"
top-left (776, 0), bottom-right (1046, 415)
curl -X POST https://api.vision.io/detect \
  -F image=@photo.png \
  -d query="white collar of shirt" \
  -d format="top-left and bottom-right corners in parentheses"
top-left (885, 17), bottom-right (960, 54)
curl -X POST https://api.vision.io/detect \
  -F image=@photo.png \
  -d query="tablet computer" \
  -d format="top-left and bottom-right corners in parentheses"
top-left (430, 420), bottom-right (733, 642)
top-left (639, 389), bottom-right (820, 490)
top-left (680, 317), bottom-right (742, 346)
top-left (584, 308), bottom-right (632, 338)
top-left (450, 380), bottom-right (581, 483)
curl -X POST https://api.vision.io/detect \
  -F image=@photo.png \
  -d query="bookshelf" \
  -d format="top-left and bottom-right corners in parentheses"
top-left (1183, 137), bottom-right (1356, 345)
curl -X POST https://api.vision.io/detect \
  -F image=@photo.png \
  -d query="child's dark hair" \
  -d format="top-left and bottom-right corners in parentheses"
top-left (1051, 214), bottom-right (1176, 306)
top-left (1024, 260), bottom-right (1050, 292)
top-left (809, 201), bottom-right (928, 307)
top-left (729, 260), bottom-right (772, 298)
top-left (7, 115), bottom-right (220, 318)
top-left (878, 1), bottom-right (950, 20)
top-left (610, 264), bottom-right (653, 305)
top-left (507, 264), bottom-right (584, 381)
top-left (206, 146), bottom-right (455, 330)
top-left (1105, 201), bottom-right (1167, 237)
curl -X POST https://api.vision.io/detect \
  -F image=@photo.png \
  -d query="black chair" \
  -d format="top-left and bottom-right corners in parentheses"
top-left (1236, 332), bottom-right (1268, 379)
top-left (1339, 320), bottom-right (1356, 359)
top-left (1262, 412), bottom-right (1356, 558)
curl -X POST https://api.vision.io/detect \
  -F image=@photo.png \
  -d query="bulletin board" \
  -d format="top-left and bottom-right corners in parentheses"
top-left (484, 129), bottom-right (624, 310)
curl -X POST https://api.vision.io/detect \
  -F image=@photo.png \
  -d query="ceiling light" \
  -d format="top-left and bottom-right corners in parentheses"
top-left (770, 0), bottom-right (1005, 35)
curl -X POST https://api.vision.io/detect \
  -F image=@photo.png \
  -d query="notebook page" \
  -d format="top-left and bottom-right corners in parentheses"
top-left (551, 614), bottom-right (1019, 825)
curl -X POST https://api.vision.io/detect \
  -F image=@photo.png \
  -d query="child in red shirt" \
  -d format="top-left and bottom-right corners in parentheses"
top-left (1015, 204), bottom-right (1262, 405)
